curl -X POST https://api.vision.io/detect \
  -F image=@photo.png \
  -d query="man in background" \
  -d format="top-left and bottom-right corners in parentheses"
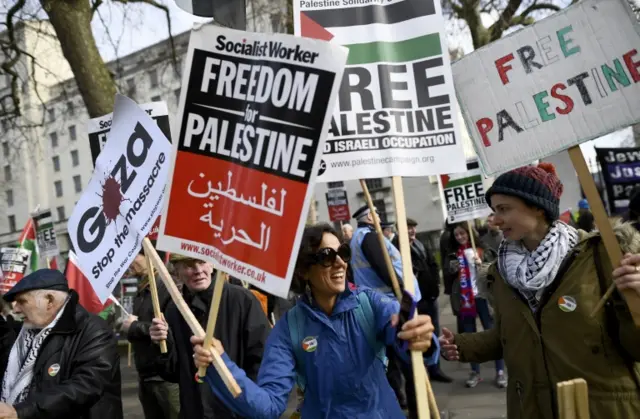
top-left (122, 248), bottom-right (179, 419)
top-left (481, 214), bottom-right (503, 257)
top-left (342, 223), bottom-right (353, 242)
top-left (381, 222), bottom-right (395, 241)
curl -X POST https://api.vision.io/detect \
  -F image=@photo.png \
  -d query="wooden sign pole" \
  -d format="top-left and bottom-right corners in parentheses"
top-left (467, 220), bottom-right (477, 255)
top-left (359, 179), bottom-right (440, 418)
top-left (141, 239), bottom-right (242, 397)
top-left (144, 244), bottom-right (167, 353)
top-left (567, 146), bottom-right (640, 326)
top-left (359, 180), bottom-right (403, 301)
top-left (557, 378), bottom-right (590, 419)
top-left (392, 176), bottom-right (432, 419)
top-left (197, 270), bottom-right (227, 378)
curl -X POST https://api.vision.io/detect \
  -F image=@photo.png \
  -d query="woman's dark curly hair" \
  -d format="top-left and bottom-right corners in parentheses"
top-left (290, 223), bottom-right (342, 294)
top-left (447, 221), bottom-right (483, 254)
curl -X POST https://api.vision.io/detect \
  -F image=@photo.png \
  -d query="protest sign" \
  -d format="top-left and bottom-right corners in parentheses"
top-left (0, 248), bottom-right (31, 293)
top-left (326, 188), bottom-right (350, 222)
top-left (441, 162), bottom-right (491, 223)
top-left (157, 25), bottom-right (347, 298)
top-left (88, 101), bottom-right (171, 241)
top-left (453, 0), bottom-right (640, 176)
top-left (32, 209), bottom-right (59, 258)
top-left (294, 0), bottom-right (466, 181)
top-left (595, 147), bottom-right (640, 214)
top-left (88, 101), bottom-right (172, 166)
top-left (69, 95), bottom-right (172, 303)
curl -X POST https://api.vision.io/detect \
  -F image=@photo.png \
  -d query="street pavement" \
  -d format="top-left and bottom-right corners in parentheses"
top-left (120, 295), bottom-right (507, 418)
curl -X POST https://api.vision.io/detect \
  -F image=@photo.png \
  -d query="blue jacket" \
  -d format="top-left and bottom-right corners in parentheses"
top-left (203, 288), bottom-right (439, 419)
top-left (351, 225), bottom-right (422, 302)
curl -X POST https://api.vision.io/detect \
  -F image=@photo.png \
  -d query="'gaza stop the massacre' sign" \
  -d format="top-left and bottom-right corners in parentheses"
top-left (453, 0), bottom-right (640, 175)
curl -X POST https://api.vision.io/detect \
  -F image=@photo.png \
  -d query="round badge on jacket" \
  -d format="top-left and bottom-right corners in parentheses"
top-left (48, 364), bottom-right (60, 377)
top-left (558, 296), bottom-right (577, 312)
top-left (302, 336), bottom-right (318, 352)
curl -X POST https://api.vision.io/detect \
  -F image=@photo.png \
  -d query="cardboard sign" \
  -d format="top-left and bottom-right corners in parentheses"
top-left (453, 0), bottom-right (640, 175)
top-left (0, 248), bottom-right (31, 293)
top-left (441, 161), bottom-right (491, 223)
top-left (326, 188), bottom-right (350, 222)
top-left (69, 95), bottom-right (173, 303)
top-left (157, 25), bottom-right (347, 298)
top-left (595, 147), bottom-right (640, 214)
top-left (294, 0), bottom-right (466, 181)
top-left (88, 101), bottom-right (172, 166)
top-left (32, 209), bottom-right (59, 258)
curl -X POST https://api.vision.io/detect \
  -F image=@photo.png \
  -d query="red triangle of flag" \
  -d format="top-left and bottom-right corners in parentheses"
top-left (66, 251), bottom-right (113, 314)
top-left (300, 12), bottom-right (334, 41)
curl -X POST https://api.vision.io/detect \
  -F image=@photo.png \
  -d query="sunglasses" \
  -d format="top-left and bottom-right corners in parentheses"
top-left (311, 243), bottom-right (351, 267)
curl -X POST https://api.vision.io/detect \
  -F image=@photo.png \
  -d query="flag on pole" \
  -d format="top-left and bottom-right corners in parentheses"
top-left (65, 250), bottom-right (112, 314)
top-left (17, 218), bottom-right (38, 272)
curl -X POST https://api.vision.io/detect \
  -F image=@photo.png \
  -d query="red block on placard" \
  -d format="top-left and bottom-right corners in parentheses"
top-left (328, 204), bottom-right (350, 222)
top-left (163, 152), bottom-right (307, 278)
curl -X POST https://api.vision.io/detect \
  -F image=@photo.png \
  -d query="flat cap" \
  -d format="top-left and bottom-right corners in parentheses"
top-left (4, 269), bottom-right (69, 302)
top-left (380, 222), bottom-right (395, 229)
top-left (406, 218), bottom-right (418, 227)
top-left (170, 253), bottom-right (200, 263)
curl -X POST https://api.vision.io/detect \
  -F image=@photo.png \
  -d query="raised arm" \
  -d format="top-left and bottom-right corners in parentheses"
top-left (196, 315), bottom-right (296, 419)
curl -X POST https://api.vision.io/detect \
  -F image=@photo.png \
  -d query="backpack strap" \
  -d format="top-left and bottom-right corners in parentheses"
top-left (354, 292), bottom-right (387, 365)
top-left (287, 305), bottom-right (307, 392)
top-left (590, 236), bottom-right (640, 389)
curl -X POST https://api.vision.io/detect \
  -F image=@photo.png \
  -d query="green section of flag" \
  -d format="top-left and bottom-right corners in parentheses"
top-left (445, 175), bottom-right (482, 189)
top-left (21, 239), bottom-right (38, 272)
top-left (345, 33), bottom-right (441, 65)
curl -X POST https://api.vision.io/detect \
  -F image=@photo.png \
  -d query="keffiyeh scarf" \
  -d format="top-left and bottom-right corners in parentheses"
top-left (1, 298), bottom-right (69, 405)
top-left (498, 221), bottom-right (579, 312)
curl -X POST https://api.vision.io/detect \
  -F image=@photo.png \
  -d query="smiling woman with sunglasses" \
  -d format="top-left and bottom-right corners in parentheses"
top-left (190, 223), bottom-right (438, 419)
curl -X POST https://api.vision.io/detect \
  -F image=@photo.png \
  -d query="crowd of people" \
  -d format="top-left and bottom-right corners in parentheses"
top-left (0, 162), bottom-right (638, 418)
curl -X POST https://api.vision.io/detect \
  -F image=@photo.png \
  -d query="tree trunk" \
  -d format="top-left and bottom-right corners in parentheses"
top-left (42, 0), bottom-right (117, 117)
top-left (633, 123), bottom-right (640, 147)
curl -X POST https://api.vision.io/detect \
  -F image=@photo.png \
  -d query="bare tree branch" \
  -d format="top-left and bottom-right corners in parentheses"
top-left (520, 2), bottom-right (562, 19)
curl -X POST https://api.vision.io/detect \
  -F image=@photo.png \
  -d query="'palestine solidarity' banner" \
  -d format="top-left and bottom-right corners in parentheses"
top-left (295, 0), bottom-right (466, 181)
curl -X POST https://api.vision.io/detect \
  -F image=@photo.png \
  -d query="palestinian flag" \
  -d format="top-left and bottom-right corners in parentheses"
top-left (17, 218), bottom-right (38, 272)
top-left (65, 250), bottom-right (112, 314)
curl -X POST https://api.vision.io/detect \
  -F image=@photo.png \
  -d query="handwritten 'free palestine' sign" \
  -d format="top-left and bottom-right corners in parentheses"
top-left (453, 0), bottom-right (640, 175)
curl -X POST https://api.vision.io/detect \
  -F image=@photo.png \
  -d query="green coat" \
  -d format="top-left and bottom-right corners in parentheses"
top-left (455, 224), bottom-right (640, 419)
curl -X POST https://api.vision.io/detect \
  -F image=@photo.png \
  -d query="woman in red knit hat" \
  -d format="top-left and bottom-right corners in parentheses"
top-left (439, 162), bottom-right (640, 419)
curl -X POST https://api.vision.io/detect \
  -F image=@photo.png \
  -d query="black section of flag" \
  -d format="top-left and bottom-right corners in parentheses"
top-left (303, 0), bottom-right (435, 28)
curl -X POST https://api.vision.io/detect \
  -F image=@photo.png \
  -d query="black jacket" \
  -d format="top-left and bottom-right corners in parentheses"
top-left (0, 291), bottom-right (123, 419)
top-left (127, 276), bottom-right (173, 380)
top-left (392, 236), bottom-right (440, 300)
top-left (159, 280), bottom-right (270, 419)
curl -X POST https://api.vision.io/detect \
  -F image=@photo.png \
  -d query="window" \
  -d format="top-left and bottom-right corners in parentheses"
top-left (365, 178), bottom-right (383, 190)
top-left (71, 150), bottom-right (79, 167)
top-left (48, 108), bottom-right (55, 122)
top-left (126, 78), bottom-right (136, 95)
top-left (151, 95), bottom-right (161, 102)
top-left (56, 206), bottom-right (65, 221)
top-left (67, 101), bottom-right (74, 116)
top-left (3, 165), bottom-right (10, 182)
top-left (328, 181), bottom-right (344, 189)
top-left (373, 199), bottom-right (388, 223)
top-left (8, 215), bottom-right (16, 233)
top-left (6, 189), bottom-right (13, 207)
top-left (73, 175), bottom-right (82, 193)
top-left (2, 142), bottom-right (8, 157)
top-left (149, 69), bottom-right (158, 87)
top-left (50, 132), bottom-right (58, 148)
top-left (52, 156), bottom-right (60, 172)
top-left (68, 125), bottom-right (77, 141)
top-left (54, 180), bottom-right (63, 197)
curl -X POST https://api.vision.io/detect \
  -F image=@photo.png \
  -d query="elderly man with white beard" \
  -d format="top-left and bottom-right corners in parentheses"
top-left (0, 269), bottom-right (122, 419)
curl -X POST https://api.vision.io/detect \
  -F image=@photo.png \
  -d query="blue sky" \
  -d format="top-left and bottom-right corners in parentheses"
top-left (90, 0), bottom-right (629, 164)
